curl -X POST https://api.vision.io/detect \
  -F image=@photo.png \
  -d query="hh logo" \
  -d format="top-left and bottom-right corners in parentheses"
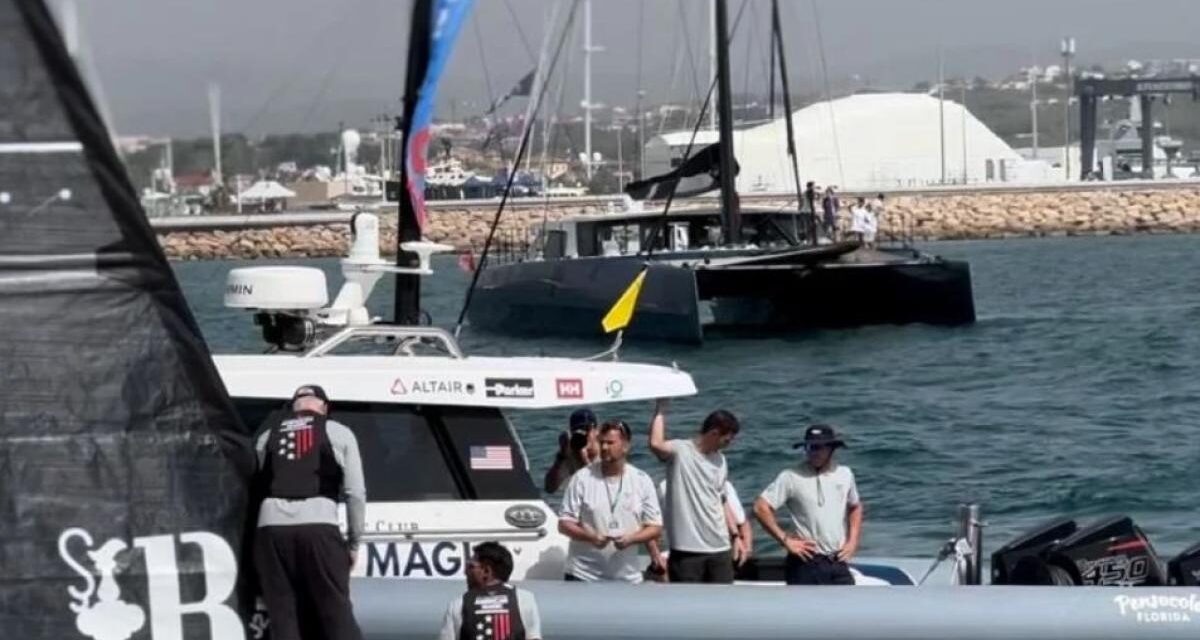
top-left (555, 378), bottom-right (583, 399)
top-left (57, 527), bottom-right (243, 640)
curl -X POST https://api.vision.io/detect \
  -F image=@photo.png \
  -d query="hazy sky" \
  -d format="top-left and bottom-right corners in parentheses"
top-left (66, 0), bottom-right (1200, 137)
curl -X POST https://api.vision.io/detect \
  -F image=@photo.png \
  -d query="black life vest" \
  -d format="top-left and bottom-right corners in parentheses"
top-left (263, 411), bottom-right (341, 500)
top-left (459, 584), bottom-right (525, 640)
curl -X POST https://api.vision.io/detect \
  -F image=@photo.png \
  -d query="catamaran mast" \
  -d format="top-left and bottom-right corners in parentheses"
top-left (714, 0), bottom-right (740, 244)
top-left (771, 0), bottom-right (807, 244)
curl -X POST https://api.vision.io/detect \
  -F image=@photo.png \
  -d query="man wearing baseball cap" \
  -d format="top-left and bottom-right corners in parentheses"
top-left (753, 424), bottom-right (863, 585)
top-left (543, 407), bottom-right (600, 494)
top-left (254, 384), bottom-right (366, 640)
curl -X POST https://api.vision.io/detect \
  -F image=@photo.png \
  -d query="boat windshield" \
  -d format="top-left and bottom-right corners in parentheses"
top-left (236, 399), bottom-right (538, 501)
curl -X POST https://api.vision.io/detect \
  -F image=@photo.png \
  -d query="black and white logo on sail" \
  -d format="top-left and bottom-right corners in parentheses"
top-left (484, 378), bottom-right (535, 399)
top-left (57, 527), bottom-right (242, 640)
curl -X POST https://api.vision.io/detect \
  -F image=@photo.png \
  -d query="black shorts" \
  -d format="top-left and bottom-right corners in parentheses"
top-left (784, 554), bottom-right (854, 585)
top-left (667, 549), bottom-right (735, 584)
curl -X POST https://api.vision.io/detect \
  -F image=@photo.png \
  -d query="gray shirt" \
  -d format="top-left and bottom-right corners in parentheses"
top-left (255, 418), bottom-right (366, 551)
top-left (560, 462), bottom-right (661, 582)
top-left (760, 463), bottom-right (860, 556)
top-left (439, 587), bottom-right (542, 640)
top-left (663, 439), bottom-right (729, 553)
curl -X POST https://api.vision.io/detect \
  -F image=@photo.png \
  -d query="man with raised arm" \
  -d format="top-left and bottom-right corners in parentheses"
top-left (754, 425), bottom-right (863, 585)
top-left (558, 420), bottom-right (662, 582)
top-left (648, 398), bottom-right (742, 583)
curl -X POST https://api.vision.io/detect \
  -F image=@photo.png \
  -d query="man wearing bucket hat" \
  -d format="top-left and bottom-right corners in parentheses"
top-left (753, 424), bottom-right (863, 585)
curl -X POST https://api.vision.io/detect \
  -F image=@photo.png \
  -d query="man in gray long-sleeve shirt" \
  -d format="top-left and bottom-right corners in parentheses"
top-left (254, 384), bottom-right (365, 640)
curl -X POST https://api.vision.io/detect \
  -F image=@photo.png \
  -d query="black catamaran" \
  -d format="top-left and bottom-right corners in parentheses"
top-left (465, 0), bottom-right (976, 343)
top-left (0, 1), bottom-right (254, 638)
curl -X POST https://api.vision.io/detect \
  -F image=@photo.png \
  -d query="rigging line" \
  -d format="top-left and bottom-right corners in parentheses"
top-left (741, 0), bottom-right (756, 104)
top-left (657, 29), bottom-right (686, 137)
top-left (537, 19), bottom-right (577, 238)
top-left (634, 0), bottom-right (645, 178)
top-left (454, 0), bottom-right (583, 334)
top-left (809, 0), bottom-right (845, 186)
top-left (237, 2), bottom-right (360, 135)
top-left (295, 24), bottom-right (356, 134)
top-left (502, 0), bottom-right (538, 64)
top-left (642, 75), bottom-right (717, 259)
top-left (473, 13), bottom-right (515, 171)
top-left (472, 16), bottom-right (498, 110)
top-left (676, 0), bottom-right (704, 125)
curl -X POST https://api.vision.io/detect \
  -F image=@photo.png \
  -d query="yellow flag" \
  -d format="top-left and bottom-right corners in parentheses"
top-left (601, 268), bottom-right (647, 333)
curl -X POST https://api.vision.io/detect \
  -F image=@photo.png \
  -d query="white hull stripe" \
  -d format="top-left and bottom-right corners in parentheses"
top-left (0, 141), bottom-right (84, 154)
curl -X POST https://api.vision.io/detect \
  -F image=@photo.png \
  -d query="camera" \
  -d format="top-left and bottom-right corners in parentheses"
top-left (569, 429), bottom-right (590, 452)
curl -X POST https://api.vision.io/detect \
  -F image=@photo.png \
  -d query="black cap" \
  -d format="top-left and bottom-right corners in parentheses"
top-left (292, 384), bottom-right (329, 404)
top-left (569, 408), bottom-right (597, 433)
top-left (793, 424), bottom-right (846, 450)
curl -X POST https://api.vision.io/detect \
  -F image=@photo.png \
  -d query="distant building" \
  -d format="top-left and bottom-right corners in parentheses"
top-left (644, 93), bottom-right (1047, 191)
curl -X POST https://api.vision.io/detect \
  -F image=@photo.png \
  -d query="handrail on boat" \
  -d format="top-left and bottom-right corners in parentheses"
top-left (303, 326), bottom-right (465, 359)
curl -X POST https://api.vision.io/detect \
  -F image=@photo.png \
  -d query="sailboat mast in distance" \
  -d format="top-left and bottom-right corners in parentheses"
top-left (714, 0), bottom-right (740, 244)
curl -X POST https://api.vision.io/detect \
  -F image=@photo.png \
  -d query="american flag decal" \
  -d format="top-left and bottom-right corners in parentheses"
top-left (471, 594), bottom-right (515, 640)
top-left (469, 445), bottom-right (513, 470)
top-left (278, 417), bottom-right (316, 459)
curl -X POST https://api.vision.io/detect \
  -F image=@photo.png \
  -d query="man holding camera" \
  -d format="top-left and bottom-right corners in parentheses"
top-left (543, 408), bottom-right (599, 493)
top-left (557, 420), bottom-right (663, 582)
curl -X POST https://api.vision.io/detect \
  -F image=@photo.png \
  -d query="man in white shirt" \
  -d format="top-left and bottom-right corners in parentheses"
top-left (439, 542), bottom-right (541, 640)
top-left (754, 425), bottom-right (863, 585)
top-left (850, 197), bottom-right (877, 248)
top-left (559, 420), bottom-right (662, 582)
top-left (649, 398), bottom-right (741, 583)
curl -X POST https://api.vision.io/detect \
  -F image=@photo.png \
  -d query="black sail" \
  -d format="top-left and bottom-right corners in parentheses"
top-left (0, 1), bottom-right (253, 638)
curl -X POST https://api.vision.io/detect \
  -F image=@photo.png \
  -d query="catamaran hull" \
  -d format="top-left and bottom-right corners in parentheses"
top-left (354, 578), bottom-right (1200, 640)
top-left (469, 258), bottom-right (706, 343)
top-left (702, 258), bottom-right (976, 332)
top-left (468, 256), bottom-right (974, 343)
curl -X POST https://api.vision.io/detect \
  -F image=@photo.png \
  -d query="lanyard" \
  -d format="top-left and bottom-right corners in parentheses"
top-left (603, 471), bottom-right (625, 517)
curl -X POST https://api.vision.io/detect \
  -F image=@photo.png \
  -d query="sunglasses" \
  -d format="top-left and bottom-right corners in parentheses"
top-left (804, 443), bottom-right (833, 452)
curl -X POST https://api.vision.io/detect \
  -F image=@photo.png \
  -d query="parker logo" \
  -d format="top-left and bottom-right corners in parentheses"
top-left (484, 378), bottom-right (535, 399)
top-left (57, 527), bottom-right (242, 640)
top-left (555, 378), bottom-right (583, 399)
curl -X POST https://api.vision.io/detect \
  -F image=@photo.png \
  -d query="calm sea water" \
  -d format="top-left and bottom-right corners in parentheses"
top-left (175, 235), bottom-right (1200, 559)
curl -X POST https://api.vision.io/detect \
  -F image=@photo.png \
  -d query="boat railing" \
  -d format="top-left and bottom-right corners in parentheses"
top-left (303, 325), bottom-right (465, 359)
top-left (488, 225), bottom-right (537, 265)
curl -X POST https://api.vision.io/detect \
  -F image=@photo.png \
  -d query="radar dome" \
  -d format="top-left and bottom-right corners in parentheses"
top-left (341, 129), bottom-right (361, 153)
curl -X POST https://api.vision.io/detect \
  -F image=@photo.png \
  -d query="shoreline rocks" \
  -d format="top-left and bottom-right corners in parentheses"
top-left (159, 187), bottom-right (1200, 260)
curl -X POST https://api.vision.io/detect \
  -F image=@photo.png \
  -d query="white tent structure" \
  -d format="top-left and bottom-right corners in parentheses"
top-left (238, 180), bottom-right (296, 203)
top-left (644, 93), bottom-right (1051, 192)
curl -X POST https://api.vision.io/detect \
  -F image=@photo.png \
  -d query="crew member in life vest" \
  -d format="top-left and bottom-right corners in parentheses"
top-left (439, 542), bottom-right (543, 640)
top-left (254, 384), bottom-right (366, 640)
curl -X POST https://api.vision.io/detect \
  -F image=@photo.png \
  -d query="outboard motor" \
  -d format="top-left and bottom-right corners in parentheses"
top-left (1043, 516), bottom-right (1166, 586)
top-left (1167, 541), bottom-right (1200, 586)
top-left (995, 516), bottom-right (1166, 586)
top-left (991, 517), bottom-right (1077, 585)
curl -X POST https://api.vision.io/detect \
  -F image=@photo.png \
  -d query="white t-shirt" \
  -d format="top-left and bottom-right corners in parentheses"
top-left (663, 439), bottom-right (730, 553)
top-left (439, 586), bottom-right (542, 640)
top-left (657, 479), bottom-right (743, 546)
top-left (850, 207), bottom-right (877, 240)
top-left (560, 462), bottom-right (661, 582)
top-left (759, 463), bottom-right (860, 556)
